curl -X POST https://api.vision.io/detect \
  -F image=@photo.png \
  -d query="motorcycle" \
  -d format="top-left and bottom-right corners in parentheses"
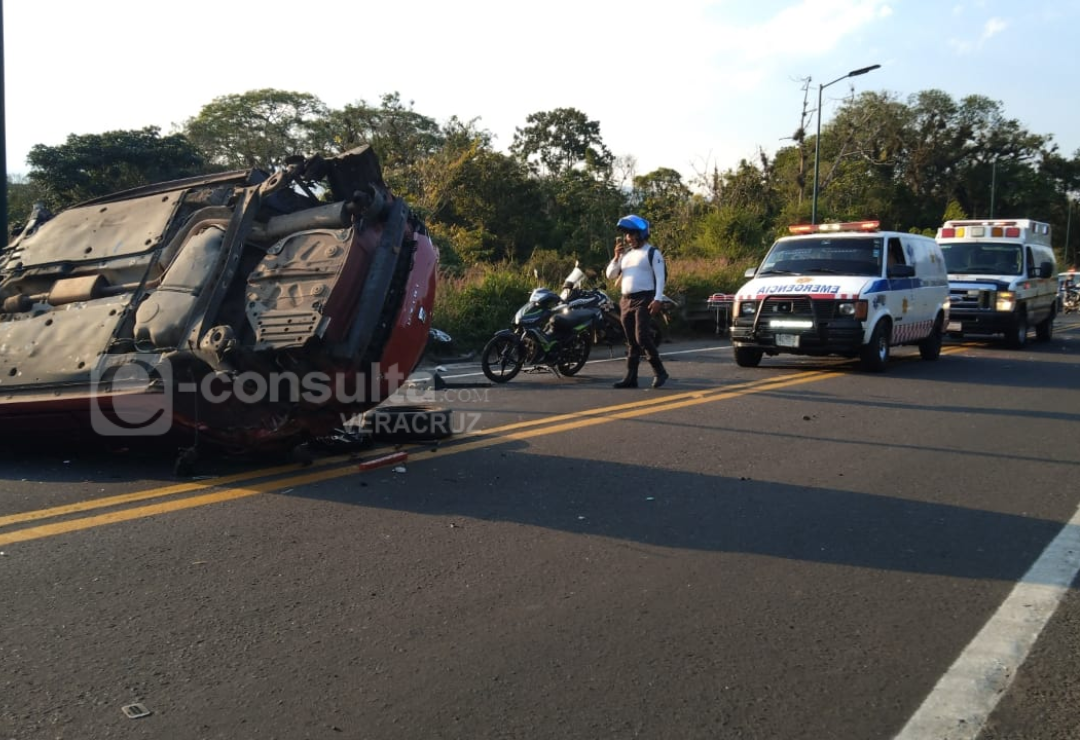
top-left (1063, 288), bottom-right (1080, 314)
top-left (480, 283), bottom-right (600, 384)
top-left (559, 263), bottom-right (679, 352)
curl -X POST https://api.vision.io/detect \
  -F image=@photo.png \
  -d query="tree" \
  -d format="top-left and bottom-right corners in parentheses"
top-left (510, 108), bottom-right (613, 178)
top-left (182, 89), bottom-right (328, 170)
top-left (631, 168), bottom-right (695, 257)
top-left (312, 92), bottom-right (446, 192)
top-left (812, 91), bottom-right (910, 225)
top-left (6, 174), bottom-right (47, 237)
top-left (406, 116), bottom-right (491, 221)
top-left (541, 170), bottom-right (628, 264)
top-left (431, 149), bottom-right (548, 265)
top-left (25, 127), bottom-right (205, 210)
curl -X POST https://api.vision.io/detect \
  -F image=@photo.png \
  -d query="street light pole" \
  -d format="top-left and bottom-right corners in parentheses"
top-left (1066, 197), bottom-right (1073, 267)
top-left (811, 64), bottom-right (881, 225)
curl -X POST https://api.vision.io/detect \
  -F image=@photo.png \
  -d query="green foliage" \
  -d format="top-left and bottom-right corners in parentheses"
top-left (633, 168), bottom-right (697, 257)
top-left (686, 206), bottom-right (770, 261)
top-left (510, 108), bottom-right (613, 178)
top-left (667, 257), bottom-right (755, 303)
top-left (25, 127), bottom-right (206, 211)
top-left (6, 175), bottom-right (47, 236)
top-left (942, 200), bottom-right (968, 222)
top-left (433, 149), bottom-right (552, 265)
top-left (182, 89), bottom-right (329, 170)
top-left (433, 264), bottom-right (538, 349)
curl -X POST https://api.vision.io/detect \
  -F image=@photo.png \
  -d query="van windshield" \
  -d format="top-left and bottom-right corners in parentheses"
top-left (759, 237), bottom-right (882, 277)
top-left (939, 243), bottom-right (1021, 276)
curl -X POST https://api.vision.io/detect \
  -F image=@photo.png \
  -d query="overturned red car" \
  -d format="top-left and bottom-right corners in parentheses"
top-left (0, 146), bottom-right (438, 453)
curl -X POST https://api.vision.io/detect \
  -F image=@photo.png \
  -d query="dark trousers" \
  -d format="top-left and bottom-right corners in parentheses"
top-left (620, 291), bottom-right (659, 363)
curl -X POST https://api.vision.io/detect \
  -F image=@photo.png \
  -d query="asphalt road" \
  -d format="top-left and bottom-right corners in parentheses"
top-left (2, 316), bottom-right (1079, 740)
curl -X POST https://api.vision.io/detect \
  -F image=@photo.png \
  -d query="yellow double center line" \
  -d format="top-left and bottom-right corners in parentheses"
top-left (0, 348), bottom-right (971, 546)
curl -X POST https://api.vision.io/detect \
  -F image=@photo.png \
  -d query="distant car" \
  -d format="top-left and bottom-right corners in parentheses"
top-left (0, 146), bottom-right (438, 454)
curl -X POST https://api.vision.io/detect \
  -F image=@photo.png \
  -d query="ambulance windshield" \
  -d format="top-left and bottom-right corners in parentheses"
top-left (760, 237), bottom-right (883, 277)
top-left (939, 243), bottom-right (1022, 276)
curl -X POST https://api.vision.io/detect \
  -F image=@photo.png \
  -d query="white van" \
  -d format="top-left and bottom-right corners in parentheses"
top-left (730, 221), bottom-right (949, 371)
top-left (935, 219), bottom-right (1057, 347)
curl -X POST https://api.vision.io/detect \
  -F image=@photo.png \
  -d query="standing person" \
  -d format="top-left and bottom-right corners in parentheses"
top-left (605, 214), bottom-right (670, 389)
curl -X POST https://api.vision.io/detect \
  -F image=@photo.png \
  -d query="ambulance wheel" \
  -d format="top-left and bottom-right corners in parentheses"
top-left (1005, 310), bottom-right (1028, 349)
top-left (918, 314), bottom-right (944, 361)
top-left (733, 347), bottom-right (763, 367)
top-left (1035, 310), bottom-right (1054, 342)
top-left (859, 320), bottom-right (890, 372)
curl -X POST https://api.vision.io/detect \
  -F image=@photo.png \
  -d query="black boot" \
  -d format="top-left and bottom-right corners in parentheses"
top-left (649, 358), bottom-right (669, 389)
top-left (613, 357), bottom-right (639, 388)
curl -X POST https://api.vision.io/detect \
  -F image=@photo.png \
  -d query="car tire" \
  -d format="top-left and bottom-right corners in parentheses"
top-left (1035, 310), bottom-right (1055, 342)
top-left (1006, 309), bottom-right (1028, 349)
top-left (733, 347), bottom-right (763, 367)
top-left (918, 313), bottom-right (944, 360)
top-left (859, 320), bottom-right (891, 372)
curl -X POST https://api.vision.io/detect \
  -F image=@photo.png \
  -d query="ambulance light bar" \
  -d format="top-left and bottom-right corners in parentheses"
top-left (788, 220), bottom-right (880, 235)
top-left (938, 219), bottom-right (1050, 240)
top-left (939, 226), bottom-right (1022, 239)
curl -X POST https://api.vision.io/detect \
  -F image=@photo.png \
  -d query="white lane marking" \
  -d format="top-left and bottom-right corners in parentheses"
top-left (895, 507), bottom-right (1080, 739)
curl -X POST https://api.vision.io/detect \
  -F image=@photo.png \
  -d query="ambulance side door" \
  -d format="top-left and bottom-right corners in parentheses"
top-left (886, 237), bottom-right (917, 337)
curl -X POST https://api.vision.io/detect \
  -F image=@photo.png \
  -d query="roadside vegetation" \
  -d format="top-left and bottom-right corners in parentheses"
top-left (8, 88), bottom-right (1079, 349)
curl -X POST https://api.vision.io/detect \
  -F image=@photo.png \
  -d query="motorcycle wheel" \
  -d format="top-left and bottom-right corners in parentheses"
top-left (481, 334), bottom-right (525, 383)
top-left (602, 313), bottom-right (624, 345)
top-left (557, 332), bottom-right (592, 376)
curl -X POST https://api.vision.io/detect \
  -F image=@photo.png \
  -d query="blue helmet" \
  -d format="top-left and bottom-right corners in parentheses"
top-left (616, 214), bottom-right (649, 236)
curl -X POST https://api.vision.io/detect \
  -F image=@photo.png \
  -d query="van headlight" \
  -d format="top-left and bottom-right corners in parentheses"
top-left (837, 300), bottom-right (868, 320)
top-left (995, 291), bottom-right (1016, 312)
top-left (737, 300), bottom-right (757, 316)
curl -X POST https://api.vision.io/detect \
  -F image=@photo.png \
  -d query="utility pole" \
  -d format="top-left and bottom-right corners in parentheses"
top-left (1066, 197), bottom-right (1073, 268)
top-left (989, 160), bottom-right (996, 219)
top-left (811, 64), bottom-right (881, 225)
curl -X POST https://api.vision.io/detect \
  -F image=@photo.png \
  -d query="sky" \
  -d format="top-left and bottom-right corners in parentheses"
top-left (4, 0), bottom-right (1079, 186)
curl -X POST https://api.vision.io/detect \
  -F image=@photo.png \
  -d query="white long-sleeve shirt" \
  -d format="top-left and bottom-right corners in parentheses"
top-left (605, 244), bottom-right (666, 300)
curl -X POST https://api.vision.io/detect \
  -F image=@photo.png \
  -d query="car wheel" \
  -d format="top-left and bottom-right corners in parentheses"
top-left (1035, 310), bottom-right (1055, 341)
top-left (733, 347), bottom-right (763, 368)
top-left (1006, 310), bottom-right (1028, 349)
top-left (859, 320), bottom-right (891, 372)
top-left (918, 314), bottom-right (944, 360)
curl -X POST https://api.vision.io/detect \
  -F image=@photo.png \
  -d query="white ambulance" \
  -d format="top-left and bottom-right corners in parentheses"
top-left (934, 219), bottom-right (1057, 347)
top-left (730, 221), bottom-right (949, 372)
